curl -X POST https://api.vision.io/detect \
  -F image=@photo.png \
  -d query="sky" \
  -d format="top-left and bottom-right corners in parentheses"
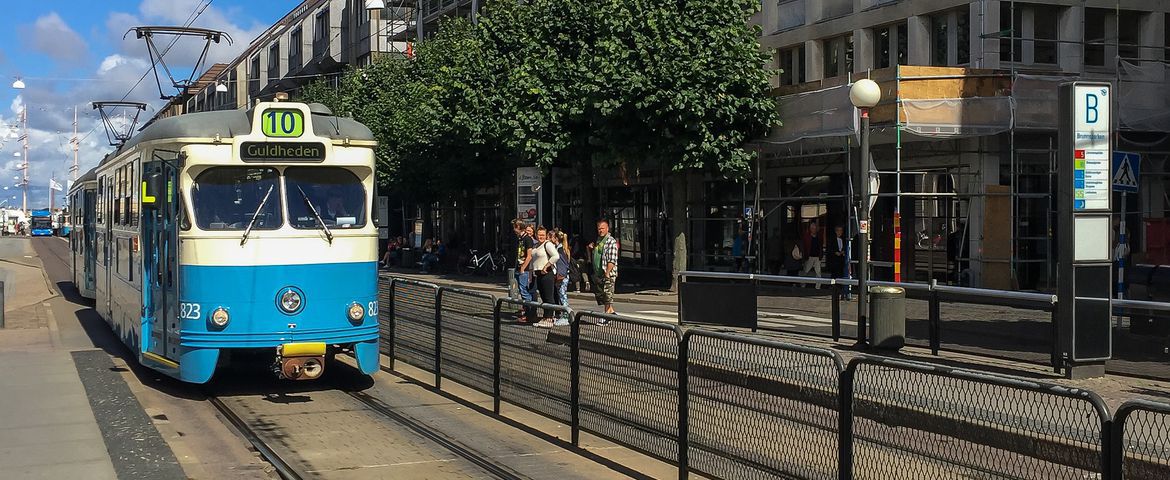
top-left (0, 0), bottom-right (300, 209)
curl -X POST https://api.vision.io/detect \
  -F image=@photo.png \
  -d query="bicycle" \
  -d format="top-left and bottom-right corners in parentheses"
top-left (458, 249), bottom-right (507, 276)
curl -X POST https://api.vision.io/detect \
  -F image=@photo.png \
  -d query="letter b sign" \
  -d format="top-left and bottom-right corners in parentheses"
top-left (1085, 93), bottom-right (1098, 124)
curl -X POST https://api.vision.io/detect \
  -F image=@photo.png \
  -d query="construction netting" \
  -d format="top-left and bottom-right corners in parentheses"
top-left (769, 84), bottom-right (856, 144)
top-left (1118, 59), bottom-right (1170, 133)
top-left (769, 65), bottom-right (1169, 146)
top-left (900, 96), bottom-right (1014, 138)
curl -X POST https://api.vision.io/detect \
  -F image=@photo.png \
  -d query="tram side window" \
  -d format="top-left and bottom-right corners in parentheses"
top-left (97, 177), bottom-right (104, 224)
top-left (285, 167), bottom-right (367, 229)
top-left (191, 167), bottom-right (282, 231)
top-left (123, 164), bottom-right (132, 227)
top-left (130, 162), bottom-right (138, 227)
top-left (114, 167), bottom-right (123, 226)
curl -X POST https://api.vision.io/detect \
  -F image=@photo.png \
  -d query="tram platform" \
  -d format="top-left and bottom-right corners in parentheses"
top-left (6, 235), bottom-right (1169, 479)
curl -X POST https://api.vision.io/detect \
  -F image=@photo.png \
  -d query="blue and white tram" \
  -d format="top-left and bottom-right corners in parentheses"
top-left (72, 101), bottom-right (380, 383)
top-left (68, 169), bottom-right (99, 299)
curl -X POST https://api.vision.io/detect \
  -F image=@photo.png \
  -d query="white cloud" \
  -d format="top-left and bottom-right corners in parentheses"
top-left (0, 1), bottom-right (275, 207)
top-left (18, 12), bottom-right (89, 63)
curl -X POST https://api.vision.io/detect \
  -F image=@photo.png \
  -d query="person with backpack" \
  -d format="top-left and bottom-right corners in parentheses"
top-left (548, 229), bottom-right (572, 327)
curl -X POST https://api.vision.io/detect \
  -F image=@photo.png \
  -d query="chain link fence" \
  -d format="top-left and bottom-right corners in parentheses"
top-left (378, 275), bottom-right (1170, 480)
top-left (1114, 400), bottom-right (1170, 479)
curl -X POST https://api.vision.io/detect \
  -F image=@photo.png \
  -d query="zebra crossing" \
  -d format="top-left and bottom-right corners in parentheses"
top-left (618, 309), bottom-right (850, 329)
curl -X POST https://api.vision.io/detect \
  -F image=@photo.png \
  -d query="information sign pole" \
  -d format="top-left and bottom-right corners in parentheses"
top-left (1056, 82), bottom-right (1113, 379)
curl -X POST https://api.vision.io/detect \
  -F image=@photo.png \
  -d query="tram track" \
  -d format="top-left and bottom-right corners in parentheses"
top-left (344, 389), bottom-right (528, 480)
top-left (207, 394), bottom-right (307, 480)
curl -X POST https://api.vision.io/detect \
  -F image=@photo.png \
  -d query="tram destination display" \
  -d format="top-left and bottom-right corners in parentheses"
top-left (240, 141), bottom-right (327, 162)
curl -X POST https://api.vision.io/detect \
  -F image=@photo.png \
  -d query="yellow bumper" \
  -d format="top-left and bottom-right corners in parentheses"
top-left (279, 342), bottom-right (327, 357)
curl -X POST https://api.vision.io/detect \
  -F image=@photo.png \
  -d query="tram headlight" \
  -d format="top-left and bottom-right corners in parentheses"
top-left (347, 302), bottom-right (365, 323)
top-left (279, 289), bottom-right (303, 314)
top-left (210, 307), bottom-right (230, 328)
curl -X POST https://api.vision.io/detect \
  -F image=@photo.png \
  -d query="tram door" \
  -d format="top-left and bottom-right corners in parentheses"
top-left (141, 160), bottom-right (178, 361)
top-left (83, 189), bottom-right (97, 292)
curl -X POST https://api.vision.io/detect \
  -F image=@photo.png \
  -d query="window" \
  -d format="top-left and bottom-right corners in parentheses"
top-left (1001, 3), bottom-right (1058, 65)
top-left (249, 55), bottom-right (260, 79)
top-left (822, 34), bottom-right (853, 78)
top-left (932, 14), bottom-right (948, 66)
top-left (114, 167), bottom-right (122, 225)
top-left (191, 167), bottom-right (282, 231)
top-left (1117, 10), bottom-right (1142, 61)
top-left (776, 0), bottom-right (804, 32)
top-left (268, 43), bottom-right (280, 77)
top-left (776, 44), bottom-right (806, 85)
top-left (820, 0), bottom-right (851, 21)
top-left (285, 167), bottom-right (367, 229)
top-left (97, 177), bottom-right (104, 224)
top-left (315, 10), bottom-right (329, 41)
top-left (874, 23), bottom-right (907, 68)
top-left (129, 162), bottom-right (138, 226)
top-left (289, 27), bottom-right (303, 69)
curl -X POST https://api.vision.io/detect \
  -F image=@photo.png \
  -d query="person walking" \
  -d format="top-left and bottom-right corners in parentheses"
top-left (589, 219), bottom-right (619, 322)
top-left (531, 227), bottom-right (561, 328)
top-left (550, 229), bottom-right (572, 326)
top-left (801, 223), bottom-right (823, 287)
top-left (732, 226), bottom-right (747, 273)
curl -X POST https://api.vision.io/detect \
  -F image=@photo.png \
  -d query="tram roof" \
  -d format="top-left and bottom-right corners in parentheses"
top-left (108, 103), bottom-right (374, 163)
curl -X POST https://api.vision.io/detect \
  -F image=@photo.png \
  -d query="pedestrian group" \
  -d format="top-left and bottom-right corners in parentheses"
top-left (509, 218), bottom-right (618, 328)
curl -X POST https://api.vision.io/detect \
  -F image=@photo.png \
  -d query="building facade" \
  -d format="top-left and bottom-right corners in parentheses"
top-left (753, 0), bottom-right (1170, 292)
top-left (160, 0), bottom-right (1170, 292)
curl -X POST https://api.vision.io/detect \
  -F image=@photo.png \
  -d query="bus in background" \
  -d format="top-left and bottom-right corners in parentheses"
top-left (30, 209), bottom-right (53, 236)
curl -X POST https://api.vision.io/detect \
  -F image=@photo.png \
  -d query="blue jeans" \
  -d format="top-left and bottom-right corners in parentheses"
top-left (516, 270), bottom-right (534, 318)
top-left (558, 276), bottom-right (570, 319)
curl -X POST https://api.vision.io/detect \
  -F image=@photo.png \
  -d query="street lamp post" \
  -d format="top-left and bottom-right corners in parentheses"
top-left (850, 78), bottom-right (880, 347)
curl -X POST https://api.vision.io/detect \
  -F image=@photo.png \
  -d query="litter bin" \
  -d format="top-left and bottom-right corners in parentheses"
top-left (869, 286), bottom-right (905, 350)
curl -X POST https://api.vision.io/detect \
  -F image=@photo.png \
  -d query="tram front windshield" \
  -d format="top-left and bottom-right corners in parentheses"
top-left (285, 167), bottom-right (367, 229)
top-left (31, 217), bottom-right (52, 229)
top-left (191, 167), bottom-right (282, 230)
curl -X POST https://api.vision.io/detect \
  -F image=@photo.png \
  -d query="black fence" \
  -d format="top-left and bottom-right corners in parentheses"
top-left (378, 274), bottom-right (1170, 480)
top-left (677, 272), bottom-right (1063, 371)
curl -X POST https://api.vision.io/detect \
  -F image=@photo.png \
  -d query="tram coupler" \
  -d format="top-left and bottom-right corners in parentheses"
top-left (274, 342), bottom-right (326, 380)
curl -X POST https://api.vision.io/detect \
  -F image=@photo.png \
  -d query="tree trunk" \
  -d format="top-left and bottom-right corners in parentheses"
top-left (670, 170), bottom-right (688, 292)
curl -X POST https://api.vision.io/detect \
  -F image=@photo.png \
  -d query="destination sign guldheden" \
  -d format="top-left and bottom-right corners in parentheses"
top-left (240, 141), bottom-right (326, 162)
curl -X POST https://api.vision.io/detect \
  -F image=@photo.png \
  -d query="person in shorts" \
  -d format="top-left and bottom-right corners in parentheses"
top-left (588, 219), bottom-right (619, 323)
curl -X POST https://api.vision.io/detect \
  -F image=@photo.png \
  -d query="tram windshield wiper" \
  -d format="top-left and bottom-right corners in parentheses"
top-left (240, 184), bottom-right (274, 246)
top-left (296, 186), bottom-right (333, 244)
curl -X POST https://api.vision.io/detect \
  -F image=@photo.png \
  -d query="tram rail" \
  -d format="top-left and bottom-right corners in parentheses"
top-left (207, 395), bottom-right (306, 480)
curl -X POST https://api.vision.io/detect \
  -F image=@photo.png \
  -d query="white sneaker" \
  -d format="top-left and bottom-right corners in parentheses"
top-left (534, 318), bottom-right (555, 328)
top-left (553, 318), bottom-right (570, 327)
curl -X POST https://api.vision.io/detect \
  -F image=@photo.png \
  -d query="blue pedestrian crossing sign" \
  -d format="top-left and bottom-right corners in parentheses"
top-left (1113, 151), bottom-right (1140, 193)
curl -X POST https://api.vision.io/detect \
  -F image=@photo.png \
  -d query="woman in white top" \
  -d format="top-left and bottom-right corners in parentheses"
top-left (530, 226), bottom-right (561, 327)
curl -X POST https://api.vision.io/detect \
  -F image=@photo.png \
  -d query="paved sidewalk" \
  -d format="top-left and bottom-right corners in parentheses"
top-left (0, 237), bottom-right (186, 480)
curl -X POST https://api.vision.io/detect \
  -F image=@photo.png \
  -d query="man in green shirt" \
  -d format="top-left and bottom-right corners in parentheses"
top-left (588, 219), bottom-right (619, 322)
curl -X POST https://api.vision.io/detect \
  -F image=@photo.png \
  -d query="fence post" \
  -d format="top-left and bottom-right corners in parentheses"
top-left (492, 298), bottom-right (503, 414)
top-left (0, 281), bottom-right (5, 329)
top-left (929, 280), bottom-right (940, 355)
top-left (837, 364), bottom-right (855, 480)
top-left (1050, 306), bottom-right (1061, 374)
top-left (570, 311), bottom-right (581, 446)
top-left (386, 278), bottom-right (395, 371)
top-left (677, 329), bottom-right (690, 480)
top-left (434, 287), bottom-right (443, 389)
top-left (1106, 414), bottom-right (1120, 480)
top-left (831, 282), bottom-right (841, 341)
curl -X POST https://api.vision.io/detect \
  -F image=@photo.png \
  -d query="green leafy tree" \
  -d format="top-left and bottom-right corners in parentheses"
top-left (301, 19), bottom-right (512, 211)
top-left (480, 0), bottom-right (778, 288)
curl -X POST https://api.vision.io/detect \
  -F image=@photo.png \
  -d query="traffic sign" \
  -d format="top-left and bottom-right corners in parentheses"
top-left (1112, 151), bottom-right (1140, 193)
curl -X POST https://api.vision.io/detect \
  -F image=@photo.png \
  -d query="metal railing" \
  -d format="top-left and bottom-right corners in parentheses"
top-left (678, 271), bottom-right (1062, 371)
top-left (378, 274), bottom-right (1170, 480)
